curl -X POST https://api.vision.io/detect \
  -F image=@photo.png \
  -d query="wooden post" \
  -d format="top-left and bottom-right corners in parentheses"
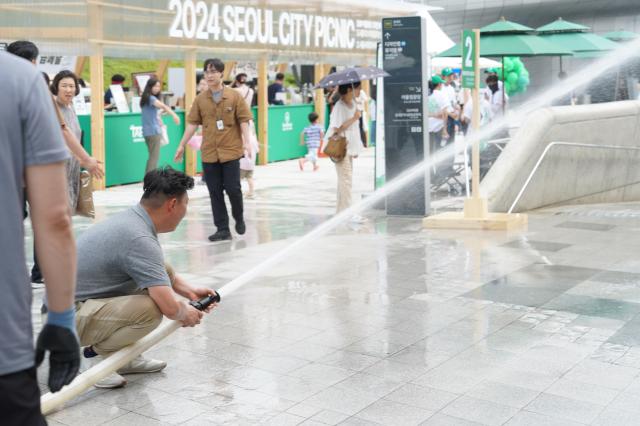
top-left (89, 3), bottom-right (105, 190)
top-left (90, 49), bottom-right (105, 190)
top-left (463, 29), bottom-right (487, 218)
top-left (184, 50), bottom-right (197, 176)
top-left (223, 60), bottom-right (236, 81)
top-left (276, 63), bottom-right (287, 74)
top-left (257, 58), bottom-right (269, 165)
top-left (155, 59), bottom-right (170, 81)
top-left (74, 56), bottom-right (87, 77)
top-left (314, 63), bottom-right (327, 126)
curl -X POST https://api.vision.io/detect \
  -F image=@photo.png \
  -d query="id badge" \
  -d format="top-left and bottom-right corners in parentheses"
top-left (216, 120), bottom-right (224, 130)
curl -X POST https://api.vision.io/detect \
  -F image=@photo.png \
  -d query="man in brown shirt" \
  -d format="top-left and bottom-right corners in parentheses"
top-left (175, 58), bottom-right (254, 241)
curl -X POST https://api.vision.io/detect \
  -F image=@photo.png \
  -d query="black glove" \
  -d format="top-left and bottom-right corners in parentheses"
top-left (35, 324), bottom-right (80, 392)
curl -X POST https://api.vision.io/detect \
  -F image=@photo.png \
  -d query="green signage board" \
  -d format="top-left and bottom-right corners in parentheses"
top-left (462, 29), bottom-right (477, 89)
top-left (78, 105), bottom-right (313, 187)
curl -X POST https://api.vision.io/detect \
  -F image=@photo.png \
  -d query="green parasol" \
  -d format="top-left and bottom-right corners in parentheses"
top-left (438, 18), bottom-right (572, 111)
top-left (603, 30), bottom-right (639, 42)
top-left (537, 18), bottom-right (618, 70)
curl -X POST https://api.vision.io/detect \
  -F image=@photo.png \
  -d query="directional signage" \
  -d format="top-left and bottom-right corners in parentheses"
top-left (382, 16), bottom-right (429, 216)
top-left (462, 29), bottom-right (477, 89)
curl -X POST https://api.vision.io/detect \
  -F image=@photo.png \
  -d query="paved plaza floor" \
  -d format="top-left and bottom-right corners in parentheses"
top-left (32, 149), bottom-right (640, 425)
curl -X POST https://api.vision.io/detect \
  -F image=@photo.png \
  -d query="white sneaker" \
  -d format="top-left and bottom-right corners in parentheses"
top-left (79, 349), bottom-right (127, 389)
top-left (95, 372), bottom-right (127, 389)
top-left (349, 215), bottom-right (367, 224)
top-left (117, 355), bottom-right (167, 375)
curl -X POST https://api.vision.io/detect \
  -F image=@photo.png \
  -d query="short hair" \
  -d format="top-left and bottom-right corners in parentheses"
top-left (111, 74), bottom-right (125, 83)
top-left (203, 58), bottom-right (224, 73)
top-left (338, 84), bottom-right (353, 96)
top-left (51, 70), bottom-right (80, 96)
top-left (486, 75), bottom-right (499, 84)
top-left (353, 81), bottom-right (361, 88)
top-left (7, 40), bottom-right (39, 62)
top-left (276, 72), bottom-right (285, 81)
top-left (308, 112), bottom-right (319, 123)
top-left (235, 73), bottom-right (247, 83)
top-left (141, 167), bottom-right (194, 207)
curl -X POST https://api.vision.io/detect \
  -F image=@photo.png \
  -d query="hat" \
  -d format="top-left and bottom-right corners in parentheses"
top-left (431, 75), bottom-right (445, 85)
top-left (441, 68), bottom-right (453, 77)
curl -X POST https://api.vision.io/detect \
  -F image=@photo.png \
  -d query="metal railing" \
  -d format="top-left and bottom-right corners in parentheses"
top-left (508, 141), bottom-right (640, 214)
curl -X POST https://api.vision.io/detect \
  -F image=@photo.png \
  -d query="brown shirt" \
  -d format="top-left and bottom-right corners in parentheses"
top-left (187, 86), bottom-right (253, 163)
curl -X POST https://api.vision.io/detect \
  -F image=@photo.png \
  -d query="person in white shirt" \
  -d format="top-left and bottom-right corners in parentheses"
top-left (428, 76), bottom-right (450, 175)
top-left (462, 89), bottom-right (492, 134)
top-left (325, 84), bottom-right (365, 223)
top-left (485, 74), bottom-right (508, 120)
top-left (441, 68), bottom-right (459, 144)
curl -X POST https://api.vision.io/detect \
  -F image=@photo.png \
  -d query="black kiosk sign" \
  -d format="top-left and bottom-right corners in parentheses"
top-left (382, 17), bottom-right (429, 216)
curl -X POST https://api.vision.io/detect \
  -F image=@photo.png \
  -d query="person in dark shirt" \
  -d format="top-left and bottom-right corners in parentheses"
top-left (268, 72), bottom-right (285, 105)
top-left (104, 74), bottom-right (126, 106)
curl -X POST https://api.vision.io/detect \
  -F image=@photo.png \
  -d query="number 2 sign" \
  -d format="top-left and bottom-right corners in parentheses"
top-left (461, 29), bottom-right (477, 89)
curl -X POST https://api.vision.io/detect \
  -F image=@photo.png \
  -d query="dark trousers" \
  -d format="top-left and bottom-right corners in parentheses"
top-left (203, 160), bottom-right (243, 232)
top-left (0, 368), bottom-right (46, 426)
top-left (23, 196), bottom-right (42, 281)
top-left (31, 249), bottom-right (41, 282)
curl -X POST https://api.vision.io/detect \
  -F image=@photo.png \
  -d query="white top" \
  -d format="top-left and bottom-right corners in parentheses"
top-left (487, 88), bottom-right (508, 120)
top-left (355, 90), bottom-right (369, 123)
top-left (442, 84), bottom-right (457, 112)
top-left (233, 85), bottom-right (254, 110)
top-left (462, 96), bottom-right (492, 134)
top-left (428, 89), bottom-right (449, 133)
top-left (326, 99), bottom-right (363, 157)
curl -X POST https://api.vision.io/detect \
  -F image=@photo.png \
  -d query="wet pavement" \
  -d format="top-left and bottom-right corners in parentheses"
top-left (31, 149), bottom-right (640, 425)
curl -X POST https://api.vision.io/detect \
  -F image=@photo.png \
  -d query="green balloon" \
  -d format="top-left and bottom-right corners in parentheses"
top-left (507, 72), bottom-right (518, 84)
top-left (503, 57), bottom-right (514, 71)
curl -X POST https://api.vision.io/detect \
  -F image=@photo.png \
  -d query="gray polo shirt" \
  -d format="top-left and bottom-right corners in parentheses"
top-left (75, 203), bottom-right (171, 301)
top-left (0, 52), bottom-right (70, 376)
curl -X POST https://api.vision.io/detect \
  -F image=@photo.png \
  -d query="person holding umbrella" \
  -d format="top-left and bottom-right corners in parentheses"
top-left (316, 66), bottom-right (388, 223)
top-left (326, 83), bottom-right (365, 222)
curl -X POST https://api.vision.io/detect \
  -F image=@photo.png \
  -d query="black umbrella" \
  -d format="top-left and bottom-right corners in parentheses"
top-left (314, 66), bottom-right (390, 89)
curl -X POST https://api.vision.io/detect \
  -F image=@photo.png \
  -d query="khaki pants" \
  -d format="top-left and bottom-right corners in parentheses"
top-left (75, 264), bottom-right (176, 356)
top-left (334, 156), bottom-right (353, 213)
top-left (144, 134), bottom-right (163, 174)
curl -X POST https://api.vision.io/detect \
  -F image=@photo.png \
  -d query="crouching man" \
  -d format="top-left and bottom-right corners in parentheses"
top-left (74, 167), bottom-right (217, 388)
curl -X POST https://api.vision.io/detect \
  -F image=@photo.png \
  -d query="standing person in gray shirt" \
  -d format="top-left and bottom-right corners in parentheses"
top-left (140, 77), bottom-right (180, 174)
top-left (0, 51), bottom-right (80, 426)
top-left (75, 167), bottom-right (218, 389)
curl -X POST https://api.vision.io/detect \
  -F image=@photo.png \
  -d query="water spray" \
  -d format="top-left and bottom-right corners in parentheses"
top-left (41, 36), bottom-right (640, 415)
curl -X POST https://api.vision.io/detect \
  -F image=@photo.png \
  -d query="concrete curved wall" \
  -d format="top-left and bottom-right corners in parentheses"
top-left (482, 101), bottom-right (640, 212)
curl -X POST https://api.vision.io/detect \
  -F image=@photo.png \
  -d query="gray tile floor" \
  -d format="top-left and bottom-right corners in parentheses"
top-left (33, 150), bottom-right (640, 425)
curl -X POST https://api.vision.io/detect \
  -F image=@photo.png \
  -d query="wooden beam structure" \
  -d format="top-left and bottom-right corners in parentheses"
top-left (276, 63), bottom-right (288, 74)
top-left (74, 56), bottom-right (87, 76)
top-left (184, 50), bottom-right (197, 176)
top-left (89, 2), bottom-right (105, 190)
top-left (155, 59), bottom-right (170, 81)
top-left (257, 58), bottom-right (269, 165)
top-left (314, 63), bottom-right (328, 126)
top-left (223, 60), bottom-right (236, 81)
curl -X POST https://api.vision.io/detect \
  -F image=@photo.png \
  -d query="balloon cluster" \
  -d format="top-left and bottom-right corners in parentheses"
top-left (497, 57), bottom-right (530, 96)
